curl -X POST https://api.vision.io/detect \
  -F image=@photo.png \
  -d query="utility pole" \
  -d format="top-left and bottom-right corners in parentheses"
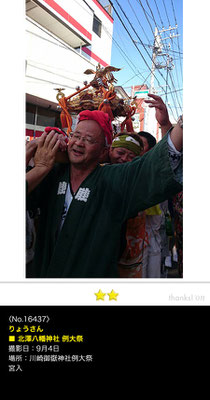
top-left (144, 27), bottom-right (160, 135)
top-left (144, 26), bottom-right (179, 136)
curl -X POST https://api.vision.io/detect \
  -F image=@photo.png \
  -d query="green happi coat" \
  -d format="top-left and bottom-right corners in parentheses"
top-left (27, 134), bottom-right (182, 278)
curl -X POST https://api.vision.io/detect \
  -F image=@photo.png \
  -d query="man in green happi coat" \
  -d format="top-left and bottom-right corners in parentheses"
top-left (26, 95), bottom-right (182, 278)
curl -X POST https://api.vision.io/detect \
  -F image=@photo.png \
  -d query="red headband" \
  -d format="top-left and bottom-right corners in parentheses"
top-left (78, 110), bottom-right (113, 145)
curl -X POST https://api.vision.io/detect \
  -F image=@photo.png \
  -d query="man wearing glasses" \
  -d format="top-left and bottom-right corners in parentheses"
top-left (26, 96), bottom-right (182, 278)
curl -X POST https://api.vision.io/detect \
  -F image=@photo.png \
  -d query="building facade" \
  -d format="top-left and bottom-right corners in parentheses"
top-left (25, 0), bottom-right (114, 139)
top-left (131, 84), bottom-right (161, 141)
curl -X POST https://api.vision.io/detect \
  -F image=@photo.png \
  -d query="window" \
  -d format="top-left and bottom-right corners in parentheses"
top-left (92, 14), bottom-right (102, 37)
top-left (26, 103), bottom-right (61, 128)
top-left (37, 107), bottom-right (61, 127)
top-left (26, 103), bottom-right (36, 124)
top-left (74, 45), bottom-right (92, 61)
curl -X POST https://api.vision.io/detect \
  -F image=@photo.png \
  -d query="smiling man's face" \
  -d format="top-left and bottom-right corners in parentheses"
top-left (68, 120), bottom-right (106, 169)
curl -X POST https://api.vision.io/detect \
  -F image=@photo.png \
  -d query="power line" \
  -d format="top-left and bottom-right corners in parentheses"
top-left (121, 70), bottom-right (151, 88)
top-left (162, 0), bottom-right (171, 26)
top-left (166, 49), bottom-right (183, 56)
top-left (153, 0), bottom-right (164, 27)
top-left (157, 87), bottom-right (183, 96)
top-left (168, 69), bottom-right (182, 110)
top-left (148, 1), bottom-right (182, 111)
top-left (103, 23), bottom-right (150, 86)
top-left (111, 0), bottom-right (178, 119)
top-left (110, 0), bottom-right (156, 76)
top-left (131, 0), bottom-right (179, 104)
top-left (127, 0), bottom-right (151, 44)
top-left (136, 0), bottom-right (155, 35)
top-left (112, 1), bottom-right (162, 82)
top-left (160, 0), bottom-right (183, 109)
top-left (145, 0), bottom-right (159, 29)
top-left (170, 0), bottom-right (183, 81)
top-left (113, 0), bottom-right (182, 117)
top-left (144, 2), bottom-right (182, 112)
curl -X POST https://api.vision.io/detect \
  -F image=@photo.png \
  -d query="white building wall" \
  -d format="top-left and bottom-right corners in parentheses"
top-left (36, 0), bottom-right (93, 37)
top-left (26, 0), bottom-right (113, 106)
top-left (86, 0), bottom-right (113, 64)
top-left (26, 18), bottom-right (96, 104)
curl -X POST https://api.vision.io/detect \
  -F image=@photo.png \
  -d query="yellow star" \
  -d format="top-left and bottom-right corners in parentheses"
top-left (107, 289), bottom-right (119, 301)
top-left (95, 289), bottom-right (106, 301)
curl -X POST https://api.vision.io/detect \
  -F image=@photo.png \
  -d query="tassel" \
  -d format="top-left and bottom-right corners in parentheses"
top-left (58, 84), bottom-right (91, 135)
top-left (58, 97), bottom-right (73, 135)
top-left (121, 106), bottom-right (136, 132)
top-left (60, 111), bottom-right (68, 129)
top-left (98, 90), bottom-right (116, 121)
top-left (99, 99), bottom-right (114, 121)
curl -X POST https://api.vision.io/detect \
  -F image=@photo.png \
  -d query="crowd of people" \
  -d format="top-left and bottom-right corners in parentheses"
top-left (26, 94), bottom-right (183, 279)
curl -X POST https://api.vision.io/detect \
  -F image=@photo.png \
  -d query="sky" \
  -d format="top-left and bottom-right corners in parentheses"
top-left (108, 0), bottom-right (183, 121)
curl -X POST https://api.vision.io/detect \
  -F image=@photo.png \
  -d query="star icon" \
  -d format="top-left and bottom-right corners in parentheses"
top-left (95, 289), bottom-right (106, 301)
top-left (107, 289), bottom-right (119, 301)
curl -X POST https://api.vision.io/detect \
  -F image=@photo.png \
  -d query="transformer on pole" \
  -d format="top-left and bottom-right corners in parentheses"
top-left (144, 26), bottom-right (179, 136)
